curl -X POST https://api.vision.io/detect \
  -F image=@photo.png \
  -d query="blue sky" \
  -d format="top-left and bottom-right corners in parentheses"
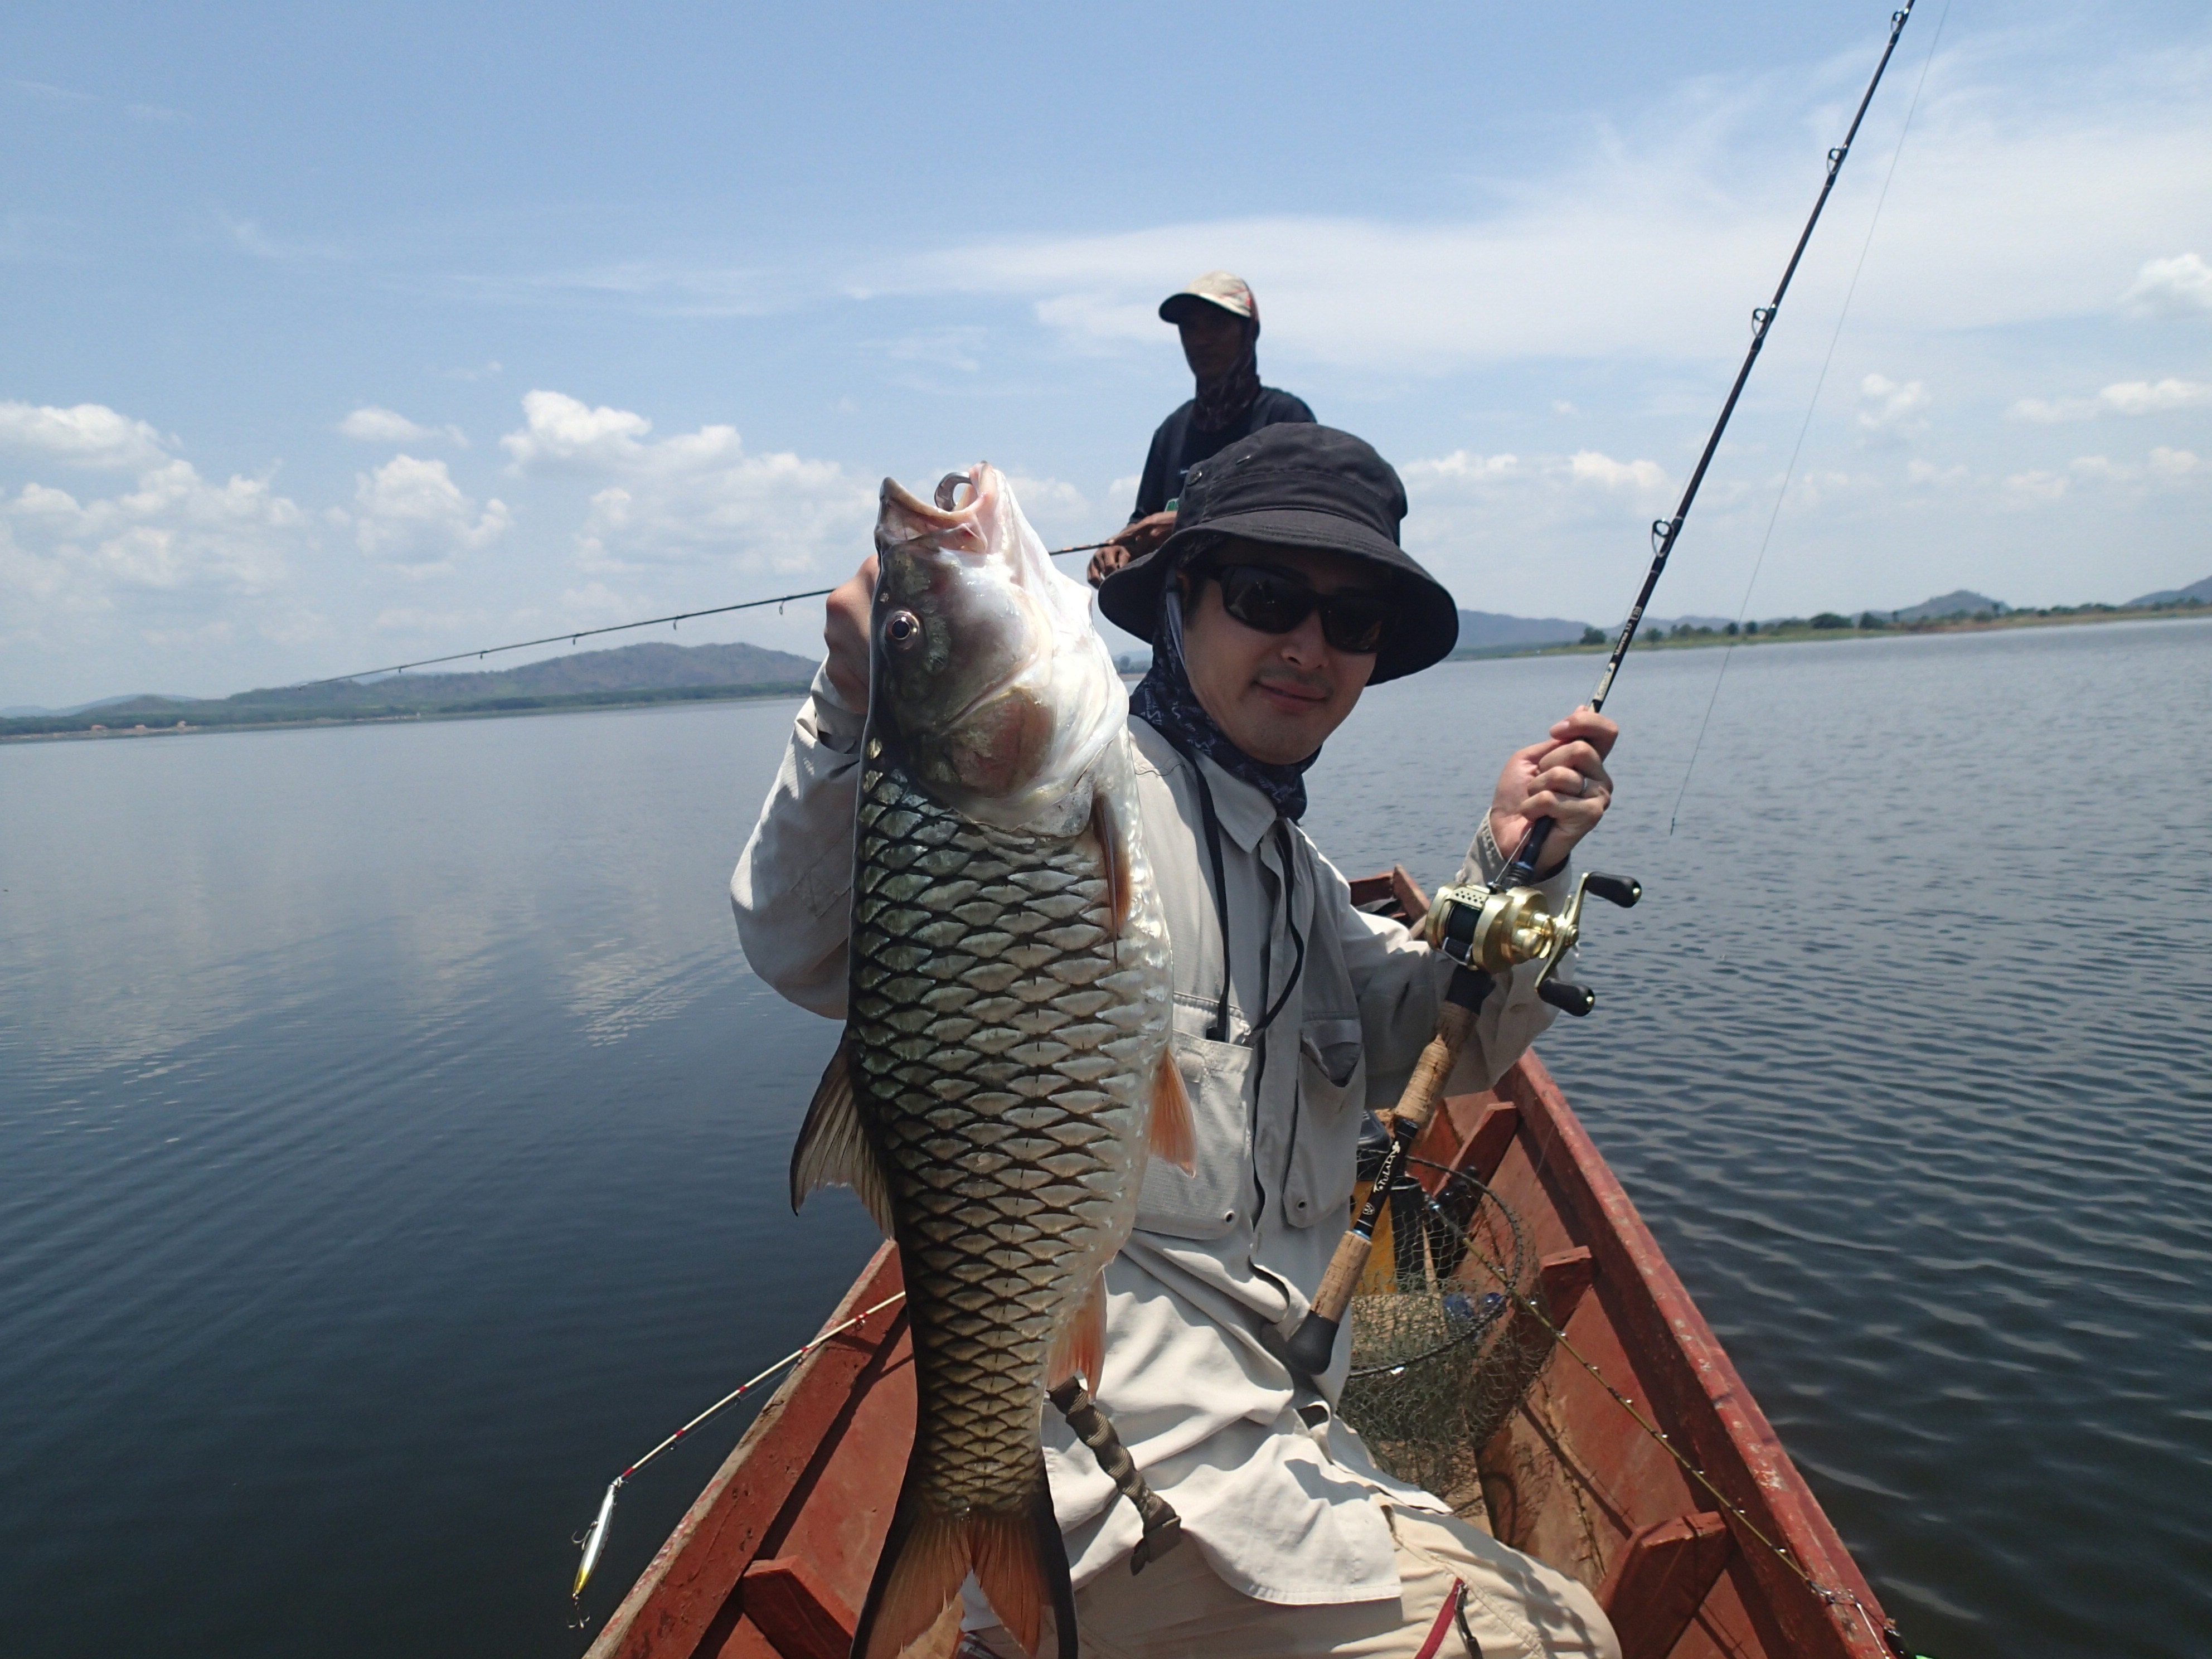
top-left (3, 0), bottom-right (2207, 706)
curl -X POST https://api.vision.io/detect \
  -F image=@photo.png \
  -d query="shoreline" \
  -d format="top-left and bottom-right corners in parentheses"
top-left (1447, 599), bottom-right (2210, 664)
top-left (0, 679), bottom-right (816, 745)
top-left (10, 605), bottom-right (2205, 747)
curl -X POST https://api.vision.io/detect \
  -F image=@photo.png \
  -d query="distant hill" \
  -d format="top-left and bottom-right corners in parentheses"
top-left (2125, 573), bottom-right (2212, 607)
top-left (0, 691), bottom-right (187, 719)
top-left (245, 639), bottom-right (823, 709)
top-left (1456, 609), bottom-right (1597, 649)
top-left (1890, 590), bottom-right (2010, 622)
top-left (7, 638), bottom-right (822, 738)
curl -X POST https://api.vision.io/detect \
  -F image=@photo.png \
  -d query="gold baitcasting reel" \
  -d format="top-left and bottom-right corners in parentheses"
top-left (1417, 870), bottom-right (1642, 1016)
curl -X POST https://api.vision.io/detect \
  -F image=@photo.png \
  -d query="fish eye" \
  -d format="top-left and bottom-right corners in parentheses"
top-left (884, 610), bottom-right (921, 647)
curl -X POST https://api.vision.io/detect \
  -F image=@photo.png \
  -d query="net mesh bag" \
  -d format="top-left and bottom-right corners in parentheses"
top-left (1335, 1154), bottom-right (1551, 1512)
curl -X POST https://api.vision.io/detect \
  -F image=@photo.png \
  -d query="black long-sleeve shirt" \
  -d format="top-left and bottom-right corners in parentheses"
top-left (1129, 388), bottom-right (1316, 521)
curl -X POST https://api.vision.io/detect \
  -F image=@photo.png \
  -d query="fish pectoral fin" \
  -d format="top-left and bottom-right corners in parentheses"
top-left (789, 1034), bottom-right (894, 1235)
top-left (1089, 784), bottom-right (1132, 941)
top-left (1149, 1048), bottom-right (1197, 1176)
top-left (1047, 1273), bottom-right (1108, 1392)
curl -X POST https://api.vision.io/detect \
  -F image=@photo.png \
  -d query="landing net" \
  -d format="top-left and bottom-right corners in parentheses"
top-left (1335, 1154), bottom-right (1549, 1514)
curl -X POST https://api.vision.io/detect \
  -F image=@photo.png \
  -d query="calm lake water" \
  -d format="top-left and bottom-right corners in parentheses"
top-left (3, 617), bottom-right (2207, 1658)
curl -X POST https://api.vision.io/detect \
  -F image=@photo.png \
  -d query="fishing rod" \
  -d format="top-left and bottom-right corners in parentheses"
top-left (292, 540), bottom-right (1114, 691)
top-left (1283, 0), bottom-right (1924, 1386)
top-left (1500, 0), bottom-right (1922, 884)
top-left (569, 1289), bottom-right (908, 1612)
top-left (570, 1291), bottom-right (1187, 1612)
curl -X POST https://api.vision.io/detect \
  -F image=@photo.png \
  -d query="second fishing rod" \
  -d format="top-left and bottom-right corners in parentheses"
top-left (1282, 0), bottom-right (1921, 1385)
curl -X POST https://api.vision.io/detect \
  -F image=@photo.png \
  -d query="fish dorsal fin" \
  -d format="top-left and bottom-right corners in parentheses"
top-left (1149, 1048), bottom-right (1197, 1175)
top-left (1046, 1272), bottom-right (1109, 1392)
top-left (789, 1034), bottom-right (894, 1235)
top-left (1088, 784), bottom-right (1132, 940)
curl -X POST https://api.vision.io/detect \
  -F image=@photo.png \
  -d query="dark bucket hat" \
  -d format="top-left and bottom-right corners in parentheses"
top-left (1098, 424), bottom-right (1459, 683)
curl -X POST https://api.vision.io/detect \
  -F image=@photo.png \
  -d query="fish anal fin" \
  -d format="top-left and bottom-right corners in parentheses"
top-left (1089, 786), bottom-right (1132, 940)
top-left (789, 1034), bottom-right (894, 1235)
top-left (855, 1488), bottom-right (969, 1659)
top-left (1046, 1273), bottom-right (1108, 1393)
top-left (1149, 1047), bottom-right (1196, 1175)
top-left (968, 1474), bottom-right (1076, 1659)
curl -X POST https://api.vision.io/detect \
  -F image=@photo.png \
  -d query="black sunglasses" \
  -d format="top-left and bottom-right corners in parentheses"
top-left (1202, 563), bottom-right (1395, 656)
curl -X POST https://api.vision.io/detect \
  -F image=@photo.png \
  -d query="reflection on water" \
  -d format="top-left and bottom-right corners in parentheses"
top-left (2, 618), bottom-right (2208, 1659)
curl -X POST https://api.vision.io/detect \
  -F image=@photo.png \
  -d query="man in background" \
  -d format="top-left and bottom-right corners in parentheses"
top-left (1089, 271), bottom-right (1314, 587)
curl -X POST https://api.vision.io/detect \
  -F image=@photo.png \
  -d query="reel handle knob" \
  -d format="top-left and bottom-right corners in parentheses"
top-left (1584, 872), bottom-right (1641, 908)
top-left (1539, 978), bottom-right (1596, 1017)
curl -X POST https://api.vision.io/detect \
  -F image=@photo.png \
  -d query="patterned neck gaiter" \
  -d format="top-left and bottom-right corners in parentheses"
top-left (1128, 561), bottom-right (1316, 821)
top-left (1189, 322), bottom-right (1263, 434)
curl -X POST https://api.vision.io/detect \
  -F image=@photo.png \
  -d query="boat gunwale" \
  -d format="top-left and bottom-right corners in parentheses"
top-left (1495, 1055), bottom-right (1892, 1656)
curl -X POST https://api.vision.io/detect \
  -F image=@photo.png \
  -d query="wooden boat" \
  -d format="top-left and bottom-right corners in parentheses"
top-left (585, 870), bottom-right (1899, 1659)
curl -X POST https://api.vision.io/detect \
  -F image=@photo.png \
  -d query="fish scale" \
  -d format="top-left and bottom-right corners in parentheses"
top-left (848, 745), bottom-right (1171, 1524)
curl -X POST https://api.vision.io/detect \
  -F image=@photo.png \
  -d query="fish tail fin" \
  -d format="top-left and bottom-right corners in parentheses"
top-left (969, 1464), bottom-right (1077, 1659)
top-left (852, 1476), bottom-right (968, 1659)
top-left (853, 1463), bottom-right (1075, 1659)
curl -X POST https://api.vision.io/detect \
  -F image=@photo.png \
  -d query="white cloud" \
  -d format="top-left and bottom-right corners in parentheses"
top-left (0, 400), bottom-right (171, 469)
top-left (222, 214), bottom-right (345, 263)
top-left (1905, 459), bottom-right (1969, 486)
top-left (1406, 451), bottom-right (1525, 486)
top-left (1568, 450), bottom-right (1668, 492)
top-left (2004, 469), bottom-right (2069, 503)
top-left (2120, 251), bottom-right (2212, 318)
top-left (881, 42), bottom-right (2212, 373)
top-left (499, 389), bottom-right (871, 574)
top-left (351, 456), bottom-right (511, 569)
top-left (2098, 379), bottom-right (2210, 415)
top-left (499, 391), bottom-right (654, 470)
top-left (1403, 448), bottom-right (1669, 497)
top-left (2006, 378), bottom-right (2210, 422)
top-left (0, 460), bottom-right (305, 607)
top-left (1856, 373), bottom-right (1930, 439)
top-left (2150, 446), bottom-right (2201, 478)
top-left (339, 406), bottom-right (467, 447)
top-left (1003, 474), bottom-right (1090, 520)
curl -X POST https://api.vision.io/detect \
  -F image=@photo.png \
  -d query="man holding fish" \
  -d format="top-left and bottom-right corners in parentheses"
top-left (735, 423), bottom-right (1620, 1659)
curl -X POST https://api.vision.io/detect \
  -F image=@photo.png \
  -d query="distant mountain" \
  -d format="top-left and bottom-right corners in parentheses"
top-left (2124, 573), bottom-right (2212, 607)
top-left (7, 638), bottom-right (823, 737)
top-left (1641, 614), bottom-right (1737, 633)
top-left (1456, 609), bottom-right (1597, 649)
top-left (206, 638), bottom-right (822, 713)
top-left (1890, 590), bottom-right (2009, 622)
top-left (0, 692), bottom-right (185, 718)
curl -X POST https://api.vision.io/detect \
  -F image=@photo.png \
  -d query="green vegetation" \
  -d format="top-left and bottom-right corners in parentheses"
top-left (2, 680), bottom-right (816, 741)
top-left (1450, 592), bottom-right (2209, 667)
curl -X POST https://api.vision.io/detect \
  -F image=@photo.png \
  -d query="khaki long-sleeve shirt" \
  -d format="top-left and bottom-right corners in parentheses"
top-left (732, 665), bottom-right (1570, 1605)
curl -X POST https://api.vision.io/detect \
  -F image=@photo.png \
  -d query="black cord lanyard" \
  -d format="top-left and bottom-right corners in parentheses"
top-left (1162, 733), bottom-right (1306, 1044)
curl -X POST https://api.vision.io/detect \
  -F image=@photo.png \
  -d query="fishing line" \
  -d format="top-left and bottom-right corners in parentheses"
top-left (292, 540), bottom-right (1113, 691)
top-left (1668, 0), bottom-right (1956, 837)
top-left (569, 1289), bottom-right (909, 1617)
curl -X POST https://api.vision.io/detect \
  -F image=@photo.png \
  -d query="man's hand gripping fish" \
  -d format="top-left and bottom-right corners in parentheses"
top-left (790, 464), bottom-right (1193, 1659)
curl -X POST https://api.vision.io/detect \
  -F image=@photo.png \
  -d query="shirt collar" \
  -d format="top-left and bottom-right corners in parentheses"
top-left (1133, 716), bottom-right (1279, 853)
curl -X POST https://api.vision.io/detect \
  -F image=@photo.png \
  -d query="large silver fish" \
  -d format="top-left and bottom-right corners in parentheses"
top-left (792, 464), bottom-right (1190, 1659)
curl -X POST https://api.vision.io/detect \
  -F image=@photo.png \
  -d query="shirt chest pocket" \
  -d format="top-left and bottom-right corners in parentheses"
top-left (1134, 1031), bottom-right (1254, 1241)
top-left (1281, 1016), bottom-right (1365, 1231)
